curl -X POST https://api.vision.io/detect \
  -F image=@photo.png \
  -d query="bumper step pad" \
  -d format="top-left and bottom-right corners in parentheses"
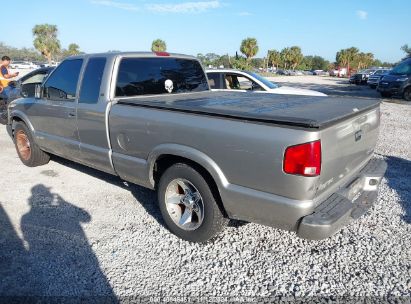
top-left (297, 158), bottom-right (387, 240)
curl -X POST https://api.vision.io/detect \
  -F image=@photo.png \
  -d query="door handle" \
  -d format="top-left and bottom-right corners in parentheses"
top-left (68, 112), bottom-right (76, 118)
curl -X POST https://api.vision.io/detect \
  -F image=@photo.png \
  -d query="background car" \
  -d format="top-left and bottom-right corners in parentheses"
top-left (349, 69), bottom-right (376, 85)
top-left (17, 67), bottom-right (54, 98)
top-left (276, 69), bottom-right (289, 75)
top-left (206, 69), bottom-right (326, 96)
top-left (329, 68), bottom-right (347, 77)
top-left (0, 67), bottom-right (54, 124)
top-left (367, 69), bottom-right (391, 89)
top-left (378, 58), bottom-right (411, 101)
top-left (312, 70), bottom-right (329, 76)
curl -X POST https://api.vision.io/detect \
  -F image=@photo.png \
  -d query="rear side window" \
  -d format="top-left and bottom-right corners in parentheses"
top-left (207, 73), bottom-right (222, 89)
top-left (44, 59), bottom-right (83, 101)
top-left (79, 57), bottom-right (107, 104)
top-left (116, 57), bottom-right (208, 97)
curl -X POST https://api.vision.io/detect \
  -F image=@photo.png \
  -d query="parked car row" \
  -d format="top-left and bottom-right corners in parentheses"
top-left (9, 61), bottom-right (60, 70)
top-left (377, 58), bottom-right (411, 101)
top-left (349, 68), bottom-right (389, 85)
top-left (9, 61), bottom-right (39, 69)
top-left (348, 59), bottom-right (411, 101)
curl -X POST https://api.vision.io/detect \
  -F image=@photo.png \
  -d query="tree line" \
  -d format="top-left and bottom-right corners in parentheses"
top-left (0, 24), bottom-right (82, 63)
top-left (198, 38), bottom-right (397, 72)
top-left (1, 24), bottom-right (408, 71)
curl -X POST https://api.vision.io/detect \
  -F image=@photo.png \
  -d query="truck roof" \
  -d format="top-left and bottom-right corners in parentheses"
top-left (65, 51), bottom-right (198, 61)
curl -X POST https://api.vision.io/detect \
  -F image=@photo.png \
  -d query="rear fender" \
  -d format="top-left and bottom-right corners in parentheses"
top-left (147, 144), bottom-right (229, 189)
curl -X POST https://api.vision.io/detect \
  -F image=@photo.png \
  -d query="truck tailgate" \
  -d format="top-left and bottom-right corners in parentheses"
top-left (315, 106), bottom-right (381, 200)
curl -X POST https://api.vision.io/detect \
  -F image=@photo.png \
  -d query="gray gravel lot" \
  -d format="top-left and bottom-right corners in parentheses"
top-left (0, 77), bottom-right (410, 301)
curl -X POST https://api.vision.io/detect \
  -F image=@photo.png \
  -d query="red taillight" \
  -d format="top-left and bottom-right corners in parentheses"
top-left (154, 51), bottom-right (170, 56)
top-left (283, 140), bottom-right (321, 177)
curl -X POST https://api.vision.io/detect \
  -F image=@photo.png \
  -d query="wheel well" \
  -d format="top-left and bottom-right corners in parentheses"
top-left (12, 116), bottom-right (24, 125)
top-left (153, 154), bottom-right (228, 217)
top-left (10, 117), bottom-right (24, 136)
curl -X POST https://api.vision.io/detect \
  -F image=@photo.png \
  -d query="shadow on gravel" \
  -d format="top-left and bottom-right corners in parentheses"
top-left (384, 156), bottom-right (411, 223)
top-left (0, 185), bottom-right (117, 301)
top-left (52, 156), bottom-right (247, 230)
top-left (52, 156), bottom-right (166, 228)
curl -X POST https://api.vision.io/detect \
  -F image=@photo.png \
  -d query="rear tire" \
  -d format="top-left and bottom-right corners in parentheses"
top-left (13, 122), bottom-right (50, 167)
top-left (158, 163), bottom-right (228, 242)
top-left (403, 87), bottom-right (411, 101)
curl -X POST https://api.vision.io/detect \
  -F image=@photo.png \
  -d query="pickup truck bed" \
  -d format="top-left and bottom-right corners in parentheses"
top-left (117, 91), bottom-right (380, 129)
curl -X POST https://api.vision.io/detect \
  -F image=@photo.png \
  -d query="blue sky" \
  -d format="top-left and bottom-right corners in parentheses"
top-left (4, 0), bottom-right (411, 62)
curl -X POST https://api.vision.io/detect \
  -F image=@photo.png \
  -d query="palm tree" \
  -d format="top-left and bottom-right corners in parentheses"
top-left (240, 38), bottom-right (259, 61)
top-left (356, 52), bottom-right (374, 70)
top-left (151, 39), bottom-right (167, 52)
top-left (336, 47), bottom-right (359, 75)
top-left (268, 50), bottom-right (281, 69)
top-left (289, 46), bottom-right (303, 70)
top-left (67, 43), bottom-right (81, 56)
top-left (280, 47), bottom-right (292, 69)
top-left (401, 44), bottom-right (411, 58)
top-left (32, 24), bottom-right (61, 64)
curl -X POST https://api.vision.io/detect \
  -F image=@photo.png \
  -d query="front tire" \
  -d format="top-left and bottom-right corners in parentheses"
top-left (158, 163), bottom-right (228, 242)
top-left (14, 122), bottom-right (50, 167)
top-left (403, 87), bottom-right (411, 101)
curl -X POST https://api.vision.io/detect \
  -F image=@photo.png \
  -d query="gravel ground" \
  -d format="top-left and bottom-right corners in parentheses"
top-left (0, 77), bottom-right (410, 302)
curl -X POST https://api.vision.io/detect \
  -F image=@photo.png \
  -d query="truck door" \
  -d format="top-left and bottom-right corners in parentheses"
top-left (76, 57), bottom-right (115, 174)
top-left (28, 59), bottom-right (83, 160)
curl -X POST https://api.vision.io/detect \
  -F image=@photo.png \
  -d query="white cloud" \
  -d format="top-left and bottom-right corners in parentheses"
top-left (91, 0), bottom-right (139, 11)
top-left (146, 1), bottom-right (221, 13)
top-left (237, 11), bottom-right (252, 16)
top-left (356, 10), bottom-right (368, 20)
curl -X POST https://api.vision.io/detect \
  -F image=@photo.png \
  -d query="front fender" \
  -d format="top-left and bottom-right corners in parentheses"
top-left (147, 143), bottom-right (229, 189)
top-left (9, 109), bottom-right (35, 132)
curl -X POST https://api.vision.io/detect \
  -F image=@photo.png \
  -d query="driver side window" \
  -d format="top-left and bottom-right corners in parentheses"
top-left (43, 59), bottom-right (83, 101)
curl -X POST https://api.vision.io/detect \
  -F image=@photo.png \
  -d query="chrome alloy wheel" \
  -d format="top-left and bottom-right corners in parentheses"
top-left (164, 179), bottom-right (204, 231)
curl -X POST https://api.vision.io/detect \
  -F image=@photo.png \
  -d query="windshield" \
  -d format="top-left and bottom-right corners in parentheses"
top-left (244, 71), bottom-right (279, 89)
top-left (390, 59), bottom-right (411, 75)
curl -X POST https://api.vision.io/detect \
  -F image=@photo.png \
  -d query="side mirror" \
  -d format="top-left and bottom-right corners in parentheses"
top-left (34, 84), bottom-right (42, 99)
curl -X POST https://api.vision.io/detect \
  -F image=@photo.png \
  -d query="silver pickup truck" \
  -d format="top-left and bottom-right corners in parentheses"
top-left (6, 52), bottom-right (387, 242)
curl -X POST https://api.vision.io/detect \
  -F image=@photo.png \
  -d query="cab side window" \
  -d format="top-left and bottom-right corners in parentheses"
top-left (43, 59), bottom-right (83, 101)
top-left (79, 57), bottom-right (106, 104)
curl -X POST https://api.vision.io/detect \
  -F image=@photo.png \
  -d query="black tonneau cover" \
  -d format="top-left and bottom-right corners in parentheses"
top-left (117, 91), bottom-right (380, 129)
